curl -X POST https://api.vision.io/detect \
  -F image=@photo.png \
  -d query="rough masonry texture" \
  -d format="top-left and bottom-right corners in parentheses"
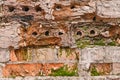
top-left (1, 0), bottom-right (120, 80)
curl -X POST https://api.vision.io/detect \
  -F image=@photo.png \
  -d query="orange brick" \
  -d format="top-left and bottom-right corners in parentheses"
top-left (2, 63), bottom-right (64, 77)
top-left (89, 63), bottom-right (112, 76)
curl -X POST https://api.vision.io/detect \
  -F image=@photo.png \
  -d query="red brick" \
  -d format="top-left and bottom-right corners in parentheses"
top-left (89, 63), bottom-right (112, 76)
top-left (2, 63), bottom-right (64, 77)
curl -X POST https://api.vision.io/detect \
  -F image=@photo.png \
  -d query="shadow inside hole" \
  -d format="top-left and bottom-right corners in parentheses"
top-left (45, 31), bottom-right (49, 36)
top-left (55, 5), bottom-right (62, 10)
top-left (22, 6), bottom-right (29, 12)
top-left (93, 16), bottom-right (96, 21)
top-left (90, 30), bottom-right (95, 35)
top-left (35, 5), bottom-right (42, 12)
top-left (70, 5), bottom-right (75, 9)
top-left (8, 6), bottom-right (15, 12)
top-left (58, 32), bottom-right (63, 35)
top-left (32, 32), bottom-right (38, 36)
top-left (76, 31), bottom-right (82, 36)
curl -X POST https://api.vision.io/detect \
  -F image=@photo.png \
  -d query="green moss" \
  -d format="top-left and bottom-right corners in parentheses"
top-left (94, 39), bottom-right (105, 46)
top-left (107, 41), bottom-right (116, 46)
top-left (22, 48), bottom-right (32, 61)
top-left (76, 37), bottom-right (118, 49)
top-left (76, 40), bottom-right (90, 49)
top-left (59, 48), bottom-right (73, 57)
top-left (91, 67), bottom-right (100, 76)
top-left (65, 48), bottom-right (72, 57)
top-left (49, 65), bottom-right (78, 76)
top-left (82, 26), bottom-right (88, 30)
top-left (22, 48), bottom-right (28, 60)
top-left (27, 48), bottom-right (32, 61)
top-left (59, 48), bottom-right (63, 57)
top-left (8, 75), bottom-right (16, 78)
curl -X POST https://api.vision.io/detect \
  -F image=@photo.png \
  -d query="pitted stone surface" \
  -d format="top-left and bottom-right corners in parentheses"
top-left (0, 48), bottom-right (9, 62)
top-left (81, 47), bottom-right (105, 63)
top-left (0, 21), bottom-right (21, 49)
top-left (81, 47), bottom-right (120, 63)
top-left (105, 47), bottom-right (120, 62)
top-left (97, 0), bottom-right (120, 18)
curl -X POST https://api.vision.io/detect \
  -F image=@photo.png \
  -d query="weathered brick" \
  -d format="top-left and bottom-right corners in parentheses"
top-left (2, 63), bottom-right (78, 77)
top-left (11, 48), bottom-right (57, 62)
top-left (96, 0), bottom-right (120, 22)
top-left (52, 0), bottom-right (95, 21)
top-left (89, 63), bottom-right (112, 76)
top-left (112, 63), bottom-right (120, 75)
top-left (91, 76), bottom-right (106, 80)
top-left (0, 77), bottom-right (80, 80)
top-left (105, 47), bottom-right (120, 62)
top-left (0, 48), bottom-right (10, 62)
top-left (10, 47), bottom-right (79, 62)
top-left (81, 47), bottom-right (105, 63)
top-left (0, 63), bottom-right (5, 78)
top-left (2, 0), bottom-right (96, 21)
top-left (0, 22), bottom-right (21, 49)
top-left (57, 48), bottom-right (79, 61)
top-left (18, 22), bottom-right (74, 47)
top-left (97, 0), bottom-right (120, 18)
top-left (81, 47), bottom-right (120, 63)
top-left (106, 76), bottom-right (120, 80)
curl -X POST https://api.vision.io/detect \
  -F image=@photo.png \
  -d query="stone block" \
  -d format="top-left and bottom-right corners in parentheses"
top-left (105, 47), bottom-right (120, 62)
top-left (0, 48), bottom-right (10, 62)
top-left (57, 48), bottom-right (79, 61)
top-left (112, 63), bottom-right (120, 75)
top-left (12, 48), bottom-right (57, 62)
top-left (81, 47), bottom-right (120, 63)
top-left (0, 21), bottom-right (21, 49)
top-left (96, 0), bottom-right (120, 22)
top-left (97, 0), bottom-right (120, 18)
top-left (19, 22), bottom-right (75, 47)
top-left (81, 47), bottom-right (105, 63)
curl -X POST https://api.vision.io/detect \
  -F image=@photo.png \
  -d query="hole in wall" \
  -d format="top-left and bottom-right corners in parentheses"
top-left (58, 32), bottom-right (63, 35)
top-left (35, 5), bottom-right (42, 12)
top-left (22, 6), bottom-right (29, 12)
top-left (32, 32), bottom-right (38, 36)
top-left (76, 31), bottom-right (82, 36)
top-left (46, 3), bottom-right (49, 6)
top-left (90, 30), bottom-right (95, 35)
top-left (8, 6), bottom-right (15, 12)
top-left (93, 16), bottom-right (96, 21)
top-left (55, 5), bottom-right (62, 10)
top-left (32, 0), bottom-right (39, 2)
top-left (70, 5), bottom-right (75, 9)
top-left (45, 31), bottom-right (49, 36)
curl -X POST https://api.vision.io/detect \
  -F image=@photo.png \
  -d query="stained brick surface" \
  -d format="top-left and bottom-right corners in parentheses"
top-left (2, 63), bottom-right (77, 77)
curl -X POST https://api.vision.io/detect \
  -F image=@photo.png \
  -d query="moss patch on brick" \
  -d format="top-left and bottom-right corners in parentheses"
top-left (59, 48), bottom-right (73, 57)
top-left (76, 39), bottom-right (91, 49)
top-left (91, 67), bottom-right (100, 76)
top-left (76, 38), bottom-right (118, 49)
top-left (49, 65), bottom-right (78, 76)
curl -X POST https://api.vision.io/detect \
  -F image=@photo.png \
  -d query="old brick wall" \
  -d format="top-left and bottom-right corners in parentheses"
top-left (1, 0), bottom-right (120, 80)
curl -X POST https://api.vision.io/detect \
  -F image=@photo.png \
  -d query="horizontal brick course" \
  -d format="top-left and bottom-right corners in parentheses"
top-left (2, 63), bottom-right (78, 77)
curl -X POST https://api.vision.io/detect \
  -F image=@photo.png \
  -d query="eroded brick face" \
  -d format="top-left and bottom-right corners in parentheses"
top-left (89, 63), bottom-right (112, 76)
top-left (9, 47), bottom-right (79, 62)
top-left (19, 22), bottom-right (74, 47)
top-left (2, 63), bottom-right (77, 77)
